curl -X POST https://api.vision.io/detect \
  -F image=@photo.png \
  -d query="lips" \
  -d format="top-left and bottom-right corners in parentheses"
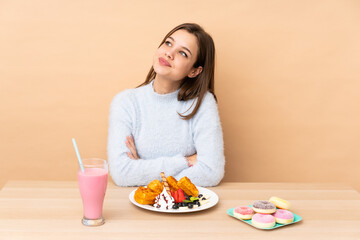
top-left (159, 57), bottom-right (171, 67)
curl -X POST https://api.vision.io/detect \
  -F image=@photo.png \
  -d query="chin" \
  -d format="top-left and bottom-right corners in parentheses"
top-left (153, 64), bottom-right (168, 76)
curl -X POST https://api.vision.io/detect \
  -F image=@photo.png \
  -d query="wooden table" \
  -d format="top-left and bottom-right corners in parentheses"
top-left (0, 181), bottom-right (360, 240)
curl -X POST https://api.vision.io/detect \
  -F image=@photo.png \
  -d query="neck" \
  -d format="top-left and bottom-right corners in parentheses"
top-left (153, 75), bottom-right (180, 94)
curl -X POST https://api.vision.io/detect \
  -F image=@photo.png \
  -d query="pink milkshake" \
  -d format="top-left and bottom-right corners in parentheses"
top-left (78, 158), bottom-right (108, 226)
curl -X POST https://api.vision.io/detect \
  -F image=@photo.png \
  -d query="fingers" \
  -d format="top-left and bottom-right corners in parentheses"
top-left (128, 136), bottom-right (136, 150)
top-left (186, 153), bottom-right (197, 167)
top-left (186, 156), bottom-right (192, 167)
top-left (127, 151), bottom-right (135, 160)
top-left (130, 136), bottom-right (139, 159)
top-left (126, 139), bottom-right (137, 158)
top-left (126, 135), bottom-right (139, 159)
top-left (125, 137), bottom-right (133, 150)
top-left (128, 136), bottom-right (139, 159)
top-left (187, 159), bottom-right (193, 167)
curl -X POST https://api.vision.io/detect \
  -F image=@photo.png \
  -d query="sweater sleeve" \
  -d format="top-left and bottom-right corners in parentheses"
top-left (107, 91), bottom-right (188, 187)
top-left (174, 92), bottom-right (225, 187)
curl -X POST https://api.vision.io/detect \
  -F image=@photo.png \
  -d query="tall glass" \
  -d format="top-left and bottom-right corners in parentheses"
top-left (78, 158), bottom-right (108, 226)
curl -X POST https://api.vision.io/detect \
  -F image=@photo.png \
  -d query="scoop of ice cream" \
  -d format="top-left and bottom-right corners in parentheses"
top-left (153, 187), bottom-right (175, 210)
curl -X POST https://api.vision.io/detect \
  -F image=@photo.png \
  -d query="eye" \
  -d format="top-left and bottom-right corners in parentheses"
top-left (180, 51), bottom-right (188, 58)
top-left (165, 41), bottom-right (172, 46)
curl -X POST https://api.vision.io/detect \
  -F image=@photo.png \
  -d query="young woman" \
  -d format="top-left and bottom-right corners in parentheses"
top-left (107, 23), bottom-right (225, 187)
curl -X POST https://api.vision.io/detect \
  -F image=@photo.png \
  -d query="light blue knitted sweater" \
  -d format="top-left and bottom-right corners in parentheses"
top-left (107, 80), bottom-right (225, 187)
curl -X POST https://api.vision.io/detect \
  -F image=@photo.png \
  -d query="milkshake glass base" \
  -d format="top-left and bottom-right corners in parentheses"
top-left (82, 216), bottom-right (105, 226)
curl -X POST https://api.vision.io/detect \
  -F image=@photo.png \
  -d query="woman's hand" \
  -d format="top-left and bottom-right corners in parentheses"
top-left (186, 153), bottom-right (197, 167)
top-left (126, 135), bottom-right (139, 160)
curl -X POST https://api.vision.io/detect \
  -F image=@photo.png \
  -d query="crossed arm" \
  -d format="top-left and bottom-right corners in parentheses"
top-left (125, 135), bottom-right (197, 167)
top-left (108, 91), bottom-right (224, 187)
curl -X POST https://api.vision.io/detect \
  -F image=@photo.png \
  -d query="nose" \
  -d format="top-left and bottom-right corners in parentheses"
top-left (165, 50), bottom-right (174, 60)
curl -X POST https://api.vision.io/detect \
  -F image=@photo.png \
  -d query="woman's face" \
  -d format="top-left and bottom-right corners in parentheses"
top-left (153, 29), bottom-right (201, 82)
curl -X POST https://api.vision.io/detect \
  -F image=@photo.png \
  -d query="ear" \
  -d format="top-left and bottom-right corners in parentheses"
top-left (187, 66), bottom-right (203, 78)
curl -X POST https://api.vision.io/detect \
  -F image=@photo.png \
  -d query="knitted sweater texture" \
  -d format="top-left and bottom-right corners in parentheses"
top-left (107, 80), bottom-right (225, 187)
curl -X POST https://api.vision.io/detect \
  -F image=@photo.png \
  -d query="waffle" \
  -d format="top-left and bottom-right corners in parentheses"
top-left (134, 179), bottom-right (163, 205)
top-left (177, 176), bottom-right (199, 197)
top-left (134, 186), bottom-right (159, 205)
top-left (166, 176), bottom-right (179, 192)
top-left (147, 179), bottom-right (163, 195)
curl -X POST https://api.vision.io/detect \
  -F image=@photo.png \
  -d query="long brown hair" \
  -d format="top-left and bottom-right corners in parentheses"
top-left (138, 23), bottom-right (216, 120)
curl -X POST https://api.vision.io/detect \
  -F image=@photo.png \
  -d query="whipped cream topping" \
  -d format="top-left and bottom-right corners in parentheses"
top-left (153, 187), bottom-right (175, 210)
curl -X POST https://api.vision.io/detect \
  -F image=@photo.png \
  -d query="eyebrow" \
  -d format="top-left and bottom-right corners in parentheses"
top-left (168, 36), bottom-right (193, 56)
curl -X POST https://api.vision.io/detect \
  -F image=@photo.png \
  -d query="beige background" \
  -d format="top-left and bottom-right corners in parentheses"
top-left (1, 0), bottom-right (359, 190)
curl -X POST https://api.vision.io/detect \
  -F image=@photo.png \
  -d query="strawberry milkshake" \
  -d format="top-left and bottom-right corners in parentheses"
top-left (78, 158), bottom-right (108, 226)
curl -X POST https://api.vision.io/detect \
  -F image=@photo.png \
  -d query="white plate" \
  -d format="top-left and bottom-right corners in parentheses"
top-left (129, 186), bottom-right (219, 213)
